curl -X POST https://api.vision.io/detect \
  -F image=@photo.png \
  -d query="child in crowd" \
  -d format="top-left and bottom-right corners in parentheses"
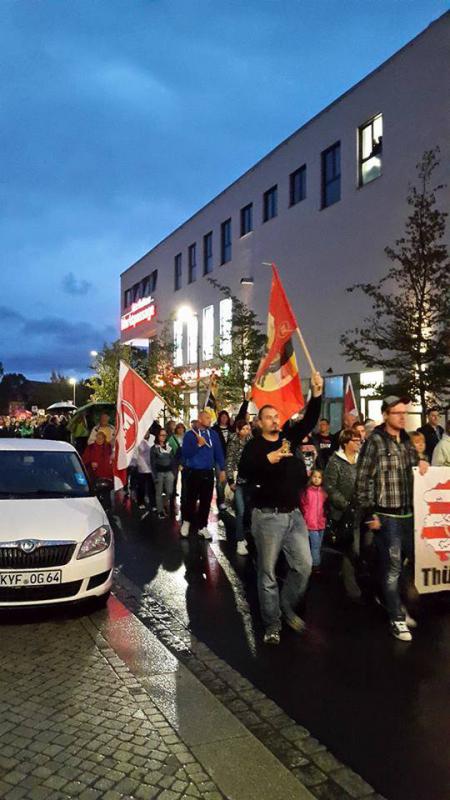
top-left (410, 431), bottom-right (429, 461)
top-left (300, 469), bottom-right (328, 569)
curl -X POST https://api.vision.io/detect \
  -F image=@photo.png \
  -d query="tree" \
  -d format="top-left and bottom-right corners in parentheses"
top-left (87, 326), bottom-right (184, 416)
top-left (0, 373), bottom-right (29, 413)
top-left (207, 278), bottom-right (266, 407)
top-left (87, 341), bottom-right (148, 403)
top-left (340, 148), bottom-right (450, 421)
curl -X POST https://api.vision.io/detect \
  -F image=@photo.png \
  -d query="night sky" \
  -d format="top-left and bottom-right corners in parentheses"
top-left (1, 0), bottom-right (447, 380)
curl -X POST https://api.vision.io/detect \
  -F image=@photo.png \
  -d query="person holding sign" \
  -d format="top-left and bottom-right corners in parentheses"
top-left (355, 396), bottom-right (429, 642)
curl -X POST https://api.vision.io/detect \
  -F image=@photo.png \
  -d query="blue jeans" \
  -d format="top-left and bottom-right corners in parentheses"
top-left (308, 529), bottom-right (324, 567)
top-left (375, 514), bottom-right (413, 621)
top-left (234, 484), bottom-right (249, 542)
top-left (252, 508), bottom-right (312, 633)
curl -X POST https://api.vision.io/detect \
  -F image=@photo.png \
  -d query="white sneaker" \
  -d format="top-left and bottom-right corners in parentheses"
top-left (138, 504), bottom-right (146, 510)
top-left (216, 520), bottom-right (227, 541)
top-left (404, 610), bottom-right (418, 629)
top-left (180, 521), bottom-right (190, 538)
top-left (198, 527), bottom-right (212, 541)
top-left (390, 620), bottom-right (412, 642)
top-left (236, 541), bottom-right (248, 556)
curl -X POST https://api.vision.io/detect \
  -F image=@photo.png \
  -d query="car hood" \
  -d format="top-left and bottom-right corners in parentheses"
top-left (0, 497), bottom-right (108, 543)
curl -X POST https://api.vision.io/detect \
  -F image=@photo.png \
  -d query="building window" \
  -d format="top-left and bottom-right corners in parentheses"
top-left (321, 142), bottom-right (341, 208)
top-left (219, 298), bottom-right (232, 356)
top-left (187, 314), bottom-right (198, 365)
top-left (188, 243), bottom-right (197, 284)
top-left (202, 305), bottom-right (214, 360)
top-left (263, 185), bottom-right (278, 222)
top-left (240, 203), bottom-right (253, 236)
top-left (132, 282), bottom-right (141, 302)
top-left (221, 219), bottom-right (232, 264)
top-left (359, 114), bottom-right (383, 186)
top-left (203, 232), bottom-right (213, 275)
top-left (173, 319), bottom-right (183, 367)
top-left (174, 253), bottom-right (182, 291)
top-left (290, 165), bottom-right (306, 206)
top-left (124, 289), bottom-right (133, 308)
top-left (149, 269), bottom-right (158, 292)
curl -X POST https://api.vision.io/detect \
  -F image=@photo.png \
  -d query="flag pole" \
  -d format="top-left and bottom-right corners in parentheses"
top-left (296, 326), bottom-right (316, 374)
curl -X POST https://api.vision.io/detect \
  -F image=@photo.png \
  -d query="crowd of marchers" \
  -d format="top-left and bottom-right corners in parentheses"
top-left (120, 382), bottom-right (449, 646)
top-left (1, 391), bottom-right (448, 645)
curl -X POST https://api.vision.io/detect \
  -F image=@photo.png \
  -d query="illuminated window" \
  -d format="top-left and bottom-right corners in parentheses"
top-left (187, 314), bottom-right (198, 364)
top-left (219, 298), bottom-right (232, 355)
top-left (203, 232), bottom-right (213, 275)
top-left (174, 253), bottom-right (182, 291)
top-left (221, 219), bottom-right (232, 264)
top-left (321, 142), bottom-right (341, 208)
top-left (173, 319), bottom-right (183, 367)
top-left (359, 115), bottom-right (383, 186)
top-left (263, 185), bottom-right (278, 222)
top-left (188, 243), bottom-right (197, 284)
top-left (290, 165), bottom-right (306, 206)
top-left (202, 305), bottom-right (214, 361)
top-left (360, 371), bottom-right (384, 397)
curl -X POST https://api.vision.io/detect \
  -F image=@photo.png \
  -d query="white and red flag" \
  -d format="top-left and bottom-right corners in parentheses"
top-left (113, 361), bottom-right (164, 490)
top-left (344, 376), bottom-right (359, 418)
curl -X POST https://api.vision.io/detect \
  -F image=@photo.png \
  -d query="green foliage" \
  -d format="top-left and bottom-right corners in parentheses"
top-left (207, 278), bottom-right (266, 407)
top-left (87, 324), bottom-right (184, 415)
top-left (341, 148), bottom-right (450, 420)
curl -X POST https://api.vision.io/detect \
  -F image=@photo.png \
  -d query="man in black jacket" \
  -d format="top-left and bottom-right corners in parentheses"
top-left (418, 407), bottom-right (444, 462)
top-left (239, 373), bottom-right (323, 645)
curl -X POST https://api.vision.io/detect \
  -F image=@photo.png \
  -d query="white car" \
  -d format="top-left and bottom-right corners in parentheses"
top-left (0, 439), bottom-right (114, 607)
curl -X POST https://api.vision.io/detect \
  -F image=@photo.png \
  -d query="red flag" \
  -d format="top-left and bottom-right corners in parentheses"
top-left (344, 376), bottom-right (358, 418)
top-left (252, 264), bottom-right (304, 424)
top-left (113, 361), bottom-right (165, 490)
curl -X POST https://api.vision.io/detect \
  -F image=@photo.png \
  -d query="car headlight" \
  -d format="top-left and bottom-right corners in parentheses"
top-left (77, 525), bottom-right (112, 559)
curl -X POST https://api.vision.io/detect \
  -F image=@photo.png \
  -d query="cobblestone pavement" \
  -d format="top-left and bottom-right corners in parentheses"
top-left (114, 572), bottom-right (386, 800)
top-left (0, 610), bottom-right (226, 800)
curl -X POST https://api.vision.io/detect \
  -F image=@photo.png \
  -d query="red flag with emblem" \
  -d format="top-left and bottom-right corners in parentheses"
top-left (252, 264), bottom-right (304, 424)
top-left (113, 361), bottom-right (165, 490)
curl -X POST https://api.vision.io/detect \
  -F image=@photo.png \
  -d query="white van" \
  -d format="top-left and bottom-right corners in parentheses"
top-left (0, 439), bottom-right (114, 606)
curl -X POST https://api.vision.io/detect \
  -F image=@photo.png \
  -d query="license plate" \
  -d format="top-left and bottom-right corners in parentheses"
top-left (0, 570), bottom-right (62, 588)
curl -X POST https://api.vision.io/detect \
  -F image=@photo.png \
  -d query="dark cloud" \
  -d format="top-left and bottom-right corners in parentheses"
top-left (62, 272), bottom-right (93, 296)
top-left (0, 304), bottom-right (116, 379)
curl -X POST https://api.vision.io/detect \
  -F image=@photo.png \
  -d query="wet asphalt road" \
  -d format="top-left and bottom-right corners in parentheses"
top-left (112, 501), bottom-right (450, 800)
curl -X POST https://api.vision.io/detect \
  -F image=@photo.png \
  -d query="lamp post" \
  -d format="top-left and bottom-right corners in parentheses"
top-left (177, 306), bottom-right (200, 416)
top-left (68, 377), bottom-right (76, 406)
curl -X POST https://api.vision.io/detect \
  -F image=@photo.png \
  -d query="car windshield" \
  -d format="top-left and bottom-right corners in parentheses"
top-left (0, 451), bottom-right (92, 498)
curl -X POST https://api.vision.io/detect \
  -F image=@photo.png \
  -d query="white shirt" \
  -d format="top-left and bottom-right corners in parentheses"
top-left (132, 437), bottom-right (154, 473)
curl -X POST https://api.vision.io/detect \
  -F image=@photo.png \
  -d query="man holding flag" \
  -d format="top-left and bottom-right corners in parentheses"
top-left (239, 264), bottom-right (323, 645)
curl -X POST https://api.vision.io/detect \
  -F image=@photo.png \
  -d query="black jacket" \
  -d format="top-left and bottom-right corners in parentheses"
top-left (238, 395), bottom-right (322, 510)
top-left (417, 422), bottom-right (444, 462)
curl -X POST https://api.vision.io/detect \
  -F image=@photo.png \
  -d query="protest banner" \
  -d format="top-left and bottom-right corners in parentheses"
top-left (414, 466), bottom-right (450, 594)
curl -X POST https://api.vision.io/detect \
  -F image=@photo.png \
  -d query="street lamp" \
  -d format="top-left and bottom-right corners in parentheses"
top-left (68, 377), bottom-right (77, 406)
top-left (177, 306), bottom-right (200, 413)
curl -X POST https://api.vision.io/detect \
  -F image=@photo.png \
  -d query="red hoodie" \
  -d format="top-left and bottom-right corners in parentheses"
top-left (300, 485), bottom-right (327, 530)
top-left (82, 442), bottom-right (113, 481)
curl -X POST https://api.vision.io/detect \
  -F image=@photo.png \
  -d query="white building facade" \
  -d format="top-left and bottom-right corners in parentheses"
top-left (120, 13), bottom-right (450, 427)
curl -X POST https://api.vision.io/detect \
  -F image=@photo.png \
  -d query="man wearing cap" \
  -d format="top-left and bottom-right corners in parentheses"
top-left (418, 407), bottom-right (444, 462)
top-left (355, 396), bottom-right (429, 642)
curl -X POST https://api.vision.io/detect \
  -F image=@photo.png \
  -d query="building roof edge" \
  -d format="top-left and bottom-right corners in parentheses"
top-left (120, 10), bottom-right (450, 278)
